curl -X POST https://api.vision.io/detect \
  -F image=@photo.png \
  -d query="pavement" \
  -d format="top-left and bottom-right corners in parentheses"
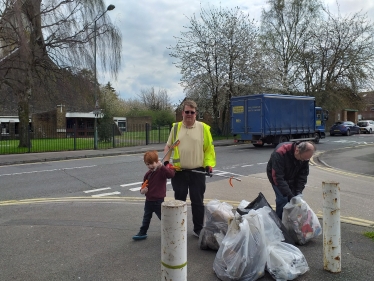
top-left (1, 140), bottom-right (374, 280)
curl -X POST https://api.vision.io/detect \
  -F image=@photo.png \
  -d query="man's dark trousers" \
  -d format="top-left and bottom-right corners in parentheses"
top-left (171, 169), bottom-right (206, 233)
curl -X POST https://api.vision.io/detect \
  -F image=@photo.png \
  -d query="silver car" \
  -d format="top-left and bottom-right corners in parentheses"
top-left (357, 120), bottom-right (374, 134)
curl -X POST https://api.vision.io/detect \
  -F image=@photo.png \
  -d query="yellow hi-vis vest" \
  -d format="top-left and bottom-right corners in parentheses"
top-left (171, 121), bottom-right (216, 169)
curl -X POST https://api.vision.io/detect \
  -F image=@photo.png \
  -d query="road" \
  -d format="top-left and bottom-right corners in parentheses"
top-left (0, 134), bottom-right (373, 201)
top-left (0, 134), bottom-right (373, 222)
top-left (1, 134), bottom-right (374, 280)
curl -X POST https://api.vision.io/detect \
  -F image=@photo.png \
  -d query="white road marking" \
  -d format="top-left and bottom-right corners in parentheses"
top-left (0, 165), bottom-right (97, 177)
top-left (91, 191), bottom-right (121, 197)
top-left (128, 181), bottom-right (171, 192)
top-left (84, 187), bottom-right (111, 193)
top-left (241, 164), bottom-right (253, 167)
top-left (211, 170), bottom-right (245, 177)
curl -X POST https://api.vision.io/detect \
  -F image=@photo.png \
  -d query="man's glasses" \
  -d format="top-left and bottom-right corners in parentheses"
top-left (184, 111), bottom-right (196, 115)
top-left (298, 153), bottom-right (310, 161)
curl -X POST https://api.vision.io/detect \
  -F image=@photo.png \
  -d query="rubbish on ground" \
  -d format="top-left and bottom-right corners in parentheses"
top-left (282, 196), bottom-right (322, 245)
top-left (237, 192), bottom-right (295, 245)
top-left (267, 242), bottom-right (309, 280)
top-left (212, 193), bottom-right (310, 281)
top-left (213, 210), bottom-right (267, 281)
top-left (199, 199), bottom-right (234, 251)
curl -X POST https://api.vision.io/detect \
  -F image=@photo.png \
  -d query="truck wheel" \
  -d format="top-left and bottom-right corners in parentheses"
top-left (313, 133), bottom-right (320, 144)
top-left (278, 135), bottom-right (288, 143)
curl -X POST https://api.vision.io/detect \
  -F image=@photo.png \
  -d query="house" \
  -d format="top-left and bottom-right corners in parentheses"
top-left (358, 91), bottom-right (374, 120)
top-left (325, 92), bottom-right (374, 128)
top-left (1, 105), bottom-right (151, 140)
top-left (0, 116), bottom-right (32, 138)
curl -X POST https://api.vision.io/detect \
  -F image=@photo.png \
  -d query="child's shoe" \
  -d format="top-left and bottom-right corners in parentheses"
top-left (132, 232), bottom-right (147, 240)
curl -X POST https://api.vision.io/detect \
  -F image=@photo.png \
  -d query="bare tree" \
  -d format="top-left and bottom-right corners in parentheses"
top-left (169, 5), bottom-right (260, 134)
top-left (138, 86), bottom-right (172, 111)
top-left (299, 8), bottom-right (374, 110)
top-left (0, 0), bottom-right (122, 147)
top-left (260, 0), bottom-right (323, 94)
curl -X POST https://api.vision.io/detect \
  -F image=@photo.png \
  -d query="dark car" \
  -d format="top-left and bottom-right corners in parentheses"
top-left (330, 121), bottom-right (360, 136)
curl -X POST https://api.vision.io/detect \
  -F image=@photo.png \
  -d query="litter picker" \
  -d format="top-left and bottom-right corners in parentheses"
top-left (190, 169), bottom-right (241, 187)
top-left (161, 139), bottom-right (180, 163)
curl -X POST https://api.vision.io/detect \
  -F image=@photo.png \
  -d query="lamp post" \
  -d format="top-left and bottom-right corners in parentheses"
top-left (93, 4), bottom-right (115, 150)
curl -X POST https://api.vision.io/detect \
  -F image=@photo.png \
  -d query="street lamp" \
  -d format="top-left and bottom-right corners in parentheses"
top-left (94, 4), bottom-right (115, 150)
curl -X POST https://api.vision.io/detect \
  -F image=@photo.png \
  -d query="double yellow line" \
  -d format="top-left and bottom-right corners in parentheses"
top-left (1, 196), bottom-right (373, 228)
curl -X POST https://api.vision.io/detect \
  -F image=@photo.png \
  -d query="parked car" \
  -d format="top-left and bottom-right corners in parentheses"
top-left (357, 120), bottom-right (374, 134)
top-left (330, 121), bottom-right (360, 136)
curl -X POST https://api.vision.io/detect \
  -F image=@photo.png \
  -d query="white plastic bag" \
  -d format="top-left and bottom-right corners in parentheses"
top-left (282, 196), bottom-right (322, 245)
top-left (266, 242), bottom-right (309, 281)
top-left (213, 210), bottom-right (267, 281)
top-left (256, 206), bottom-right (284, 244)
top-left (237, 199), bottom-right (250, 209)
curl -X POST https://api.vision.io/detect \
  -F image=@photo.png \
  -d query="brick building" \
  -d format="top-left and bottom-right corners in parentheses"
top-left (30, 106), bottom-right (151, 138)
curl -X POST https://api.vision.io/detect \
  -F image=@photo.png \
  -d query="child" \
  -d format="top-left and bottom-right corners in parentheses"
top-left (132, 150), bottom-right (175, 240)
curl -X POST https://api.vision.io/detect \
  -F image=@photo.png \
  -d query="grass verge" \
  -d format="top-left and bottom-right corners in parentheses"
top-left (364, 231), bottom-right (374, 241)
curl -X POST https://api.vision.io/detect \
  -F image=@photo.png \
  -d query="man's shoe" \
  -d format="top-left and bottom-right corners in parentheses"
top-left (192, 230), bottom-right (201, 238)
top-left (132, 233), bottom-right (147, 240)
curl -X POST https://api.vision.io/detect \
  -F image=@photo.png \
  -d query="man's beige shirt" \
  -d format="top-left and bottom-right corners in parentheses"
top-left (167, 121), bottom-right (204, 169)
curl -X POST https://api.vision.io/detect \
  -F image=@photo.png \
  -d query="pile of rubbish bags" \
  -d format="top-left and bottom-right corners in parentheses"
top-left (199, 193), bottom-right (322, 281)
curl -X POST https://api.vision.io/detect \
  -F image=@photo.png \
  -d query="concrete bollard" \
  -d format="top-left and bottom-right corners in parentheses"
top-left (322, 181), bottom-right (341, 273)
top-left (161, 200), bottom-right (187, 281)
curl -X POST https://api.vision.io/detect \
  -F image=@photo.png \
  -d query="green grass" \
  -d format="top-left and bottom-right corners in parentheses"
top-left (0, 128), bottom-right (171, 154)
top-left (0, 127), bottom-right (231, 154)
top-left (364, 231), bottom-right (374, 241)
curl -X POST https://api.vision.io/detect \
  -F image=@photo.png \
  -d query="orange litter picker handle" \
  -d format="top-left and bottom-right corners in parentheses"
top-left (141, 179), bottom-right (148, 189)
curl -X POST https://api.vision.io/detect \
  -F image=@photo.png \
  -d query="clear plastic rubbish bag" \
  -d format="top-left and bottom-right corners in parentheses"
top-left (199, 199), bottom-right (234, 250)
top-left (282, 196), bottom-right (322, 245)
top-left (237, 193), bottom-right (295, 245)
top-left (256, 206), bottom-right (285, 244)
top-left (266, 242), bottom-right (309, 281)
top-left (213, 210), bottom-right (267, 281)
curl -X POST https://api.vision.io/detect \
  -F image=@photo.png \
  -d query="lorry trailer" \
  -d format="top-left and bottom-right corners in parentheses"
top-left (230, 94), bottom-right (328, 147)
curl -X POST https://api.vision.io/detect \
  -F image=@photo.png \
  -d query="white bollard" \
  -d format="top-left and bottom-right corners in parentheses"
top-left (161, 200), bottom-right (187, 281)
top-left (322, 181), bottom-right (341, 273)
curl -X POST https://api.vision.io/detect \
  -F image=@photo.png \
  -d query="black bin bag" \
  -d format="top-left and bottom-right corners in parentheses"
top-left (236, 192), bottom-right (295, 245)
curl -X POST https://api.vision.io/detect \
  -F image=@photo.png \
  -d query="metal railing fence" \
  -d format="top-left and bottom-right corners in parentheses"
top-left (0, 123), bottom-right (172, 155)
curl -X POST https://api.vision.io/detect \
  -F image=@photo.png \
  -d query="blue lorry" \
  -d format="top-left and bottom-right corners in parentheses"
top-left (230, 94), bottom-right (328, 147)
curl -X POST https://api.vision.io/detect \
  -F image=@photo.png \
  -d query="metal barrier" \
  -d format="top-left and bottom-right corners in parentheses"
top-left (0, 123), bottom-right (172, 154)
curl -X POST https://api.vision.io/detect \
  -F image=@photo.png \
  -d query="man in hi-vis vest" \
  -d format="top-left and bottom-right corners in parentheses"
top-left (163, 99), bottom-right (216, 237)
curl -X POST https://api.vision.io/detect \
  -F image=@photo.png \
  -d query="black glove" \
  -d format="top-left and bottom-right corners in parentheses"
top-left (205, 166), bottom-right (213, 177)
top-left (164, 161), bottom-right (169, 166)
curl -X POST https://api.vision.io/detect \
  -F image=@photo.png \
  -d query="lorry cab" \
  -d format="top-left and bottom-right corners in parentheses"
top-left (315, 107), bottom-right (328, 136)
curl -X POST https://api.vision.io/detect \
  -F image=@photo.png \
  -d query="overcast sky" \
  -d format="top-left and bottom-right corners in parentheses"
top-left (103, 0), bottom-right (374, 104)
